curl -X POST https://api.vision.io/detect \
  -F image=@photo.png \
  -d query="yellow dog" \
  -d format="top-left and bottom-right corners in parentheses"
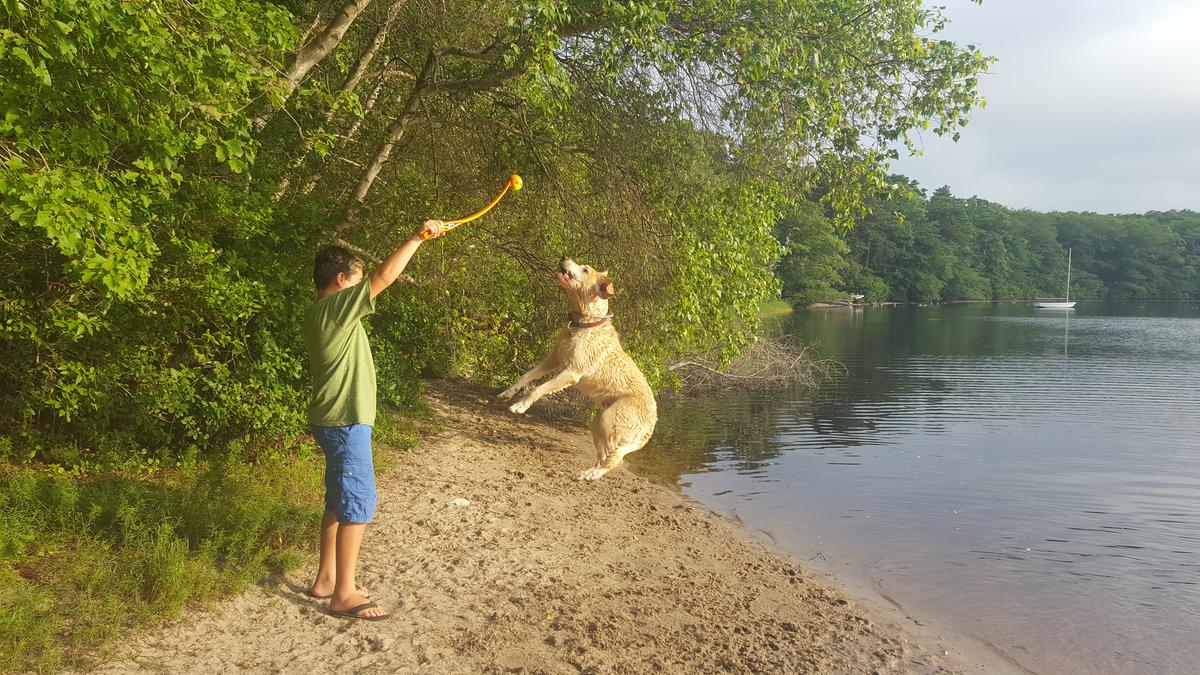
top-left (500, 258), bottom-right (657, 480)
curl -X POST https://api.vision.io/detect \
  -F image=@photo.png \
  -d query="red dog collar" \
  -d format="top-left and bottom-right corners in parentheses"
top-left (569, 314), bottom-right (612, 329)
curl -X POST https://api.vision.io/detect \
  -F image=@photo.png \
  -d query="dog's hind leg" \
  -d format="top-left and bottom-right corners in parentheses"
top-left (588, 403), bottom-right (618, 469)
top-left (577, 400), bottom-right (655, 480)
top-left (576, 441), bottom-right (641, 481)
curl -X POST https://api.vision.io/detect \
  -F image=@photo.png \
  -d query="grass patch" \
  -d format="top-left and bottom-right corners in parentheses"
top-left (0, 457), bottom-right (322, 672)
top-left (0, 405), bottom-right (431, 673)
top-left (373, 400), bottom-right (437, 474)
top-left (759, 299), bottom-right (794, 317)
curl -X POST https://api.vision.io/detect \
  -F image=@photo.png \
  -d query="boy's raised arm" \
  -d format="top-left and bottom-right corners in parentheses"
top-left (368, 220), bottom-right (443, 299)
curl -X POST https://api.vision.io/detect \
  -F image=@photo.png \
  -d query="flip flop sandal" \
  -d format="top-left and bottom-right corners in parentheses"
top-left (330, 600), bottom-right (389, 622)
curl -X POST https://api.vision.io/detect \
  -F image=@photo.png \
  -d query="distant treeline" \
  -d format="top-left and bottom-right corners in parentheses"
top-left (777, 180), bottom-right (1200, 304)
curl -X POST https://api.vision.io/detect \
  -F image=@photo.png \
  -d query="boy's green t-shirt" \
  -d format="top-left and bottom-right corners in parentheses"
top-left (302, 281), bottom-right (377, 427)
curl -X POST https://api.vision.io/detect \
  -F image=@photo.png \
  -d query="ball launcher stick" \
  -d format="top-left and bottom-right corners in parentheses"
top-left (422, 174), bottom-right (523, 240)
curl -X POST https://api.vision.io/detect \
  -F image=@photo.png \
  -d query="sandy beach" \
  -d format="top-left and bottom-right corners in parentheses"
top-left (90, 381), bottom-right (1019, 674)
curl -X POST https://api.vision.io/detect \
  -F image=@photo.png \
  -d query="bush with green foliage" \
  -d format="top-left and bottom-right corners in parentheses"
top-left (1, 0), bottom-right (298, 461)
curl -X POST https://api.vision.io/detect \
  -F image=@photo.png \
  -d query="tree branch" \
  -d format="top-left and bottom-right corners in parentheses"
top-left (255, 0), bottom-right (378, 131)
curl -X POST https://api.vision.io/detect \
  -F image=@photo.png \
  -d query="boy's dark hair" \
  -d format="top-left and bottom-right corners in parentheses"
top-left (314, 246), bottom-right (364, 289)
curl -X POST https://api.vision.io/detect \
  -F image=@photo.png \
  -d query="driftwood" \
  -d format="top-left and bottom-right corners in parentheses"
top-left (667, 337), bottom-right (844, 394)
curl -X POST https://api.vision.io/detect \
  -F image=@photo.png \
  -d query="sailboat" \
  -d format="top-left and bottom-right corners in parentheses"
top-left (1034, 248), bottom-right (1077, 309)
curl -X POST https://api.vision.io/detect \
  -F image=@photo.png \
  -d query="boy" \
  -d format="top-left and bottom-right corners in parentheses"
top-left (302, 220), bottom-right (443, 620)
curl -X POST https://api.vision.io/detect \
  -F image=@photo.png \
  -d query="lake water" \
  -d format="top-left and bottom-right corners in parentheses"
top-left (629, 303), bottom-right (1200, 675)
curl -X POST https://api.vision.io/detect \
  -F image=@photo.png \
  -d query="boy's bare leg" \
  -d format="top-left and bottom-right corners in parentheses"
top-left (310, 511), bottom-right (338, 596)
top-left (310, 511), bottom-right (369, 598)
top-left (329, 522), bottom-right (387, 617)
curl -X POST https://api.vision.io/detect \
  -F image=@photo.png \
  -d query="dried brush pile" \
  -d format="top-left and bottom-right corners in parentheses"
top-left (667, 337), bottom-right (845, 394)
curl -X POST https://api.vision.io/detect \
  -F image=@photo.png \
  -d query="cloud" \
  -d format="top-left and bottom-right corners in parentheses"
top-left (891, 0), bottom-right (1200, 213)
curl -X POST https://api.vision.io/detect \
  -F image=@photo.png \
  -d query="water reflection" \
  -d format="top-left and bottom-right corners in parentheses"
top-left (1064, 308), bottom-right (1070, 356)
top-left (632, 392), bottom-right (791, 484)
top-left (1033, 305), bottom-right (1074, 356)
top-left (630, 303), bottom-right (1200, 675)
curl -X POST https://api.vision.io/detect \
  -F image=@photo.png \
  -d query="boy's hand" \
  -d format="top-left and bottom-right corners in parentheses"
top-left (416, 219), bottom-right (445, 241)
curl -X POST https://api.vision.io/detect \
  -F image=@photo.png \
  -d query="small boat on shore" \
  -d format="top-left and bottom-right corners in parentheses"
top-left (1034, 248), bottom-right (1076, 309)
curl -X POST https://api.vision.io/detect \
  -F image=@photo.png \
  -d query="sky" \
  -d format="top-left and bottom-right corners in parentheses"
top-left (889, 0), bottom-right (1200, 214)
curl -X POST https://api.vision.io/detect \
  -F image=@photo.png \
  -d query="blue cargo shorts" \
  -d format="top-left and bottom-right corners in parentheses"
top-left (310, 424), bottom-right (376, 524)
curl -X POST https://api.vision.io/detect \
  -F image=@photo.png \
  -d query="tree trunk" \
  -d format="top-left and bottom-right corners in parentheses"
top-left (255, 0), bottom-right (376, 131)
top-left (332, 45), bottom-right (541, 232)
top-left (341, 74), bottom-right (389, 148)
top-left (334, 51), bottom-right (438, 232)
top-left (297, 9), bottom-right (325, 49)
top-left (296, 74), bottom-right (389, 197)
top-left (273, 2), bottom-right (402, 202)
top-left (336, 0), bottom-right (402, 105)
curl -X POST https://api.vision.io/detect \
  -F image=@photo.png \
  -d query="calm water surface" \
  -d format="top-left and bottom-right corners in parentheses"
top-left (629, 303), bottom-right (1200, 675)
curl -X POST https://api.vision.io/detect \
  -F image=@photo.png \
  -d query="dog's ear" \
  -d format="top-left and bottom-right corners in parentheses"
top-left (598, 273), bottom-right (616, 299)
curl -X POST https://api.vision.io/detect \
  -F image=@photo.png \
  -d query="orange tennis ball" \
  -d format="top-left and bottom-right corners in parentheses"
top-left (511, 174), bottom-right (523, 191)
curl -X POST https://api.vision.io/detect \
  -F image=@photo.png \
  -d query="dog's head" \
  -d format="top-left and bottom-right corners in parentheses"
top-left (557, 257), bottom-right (615, 317)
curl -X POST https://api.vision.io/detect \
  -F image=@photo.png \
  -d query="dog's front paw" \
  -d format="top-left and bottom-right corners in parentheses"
top-left (576, 467), bottom-right (609, 481)
top-left (497, 386), bottom-right (519, 401)
top-left (509, 399), bottom-right (532, 415)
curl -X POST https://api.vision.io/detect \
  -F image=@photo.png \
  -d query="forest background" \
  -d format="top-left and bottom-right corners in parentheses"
top-left (777, 182), bottom-right (1199, 306)
top-left (3, 0), bottom-right (996, 462)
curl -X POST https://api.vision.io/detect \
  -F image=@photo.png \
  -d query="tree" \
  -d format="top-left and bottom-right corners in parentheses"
top-left (832, 183), bottom-right (1199, 304)
top-left (776, 201), bottom-right (849, 305)
top-left (2, 0), bottom-right (993, 460)
top-left (1, 0), bottom-right (297, 453)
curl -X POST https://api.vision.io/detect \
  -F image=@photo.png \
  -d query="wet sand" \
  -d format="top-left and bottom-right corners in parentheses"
top-left (91, 381), bottom-right (1019, 674)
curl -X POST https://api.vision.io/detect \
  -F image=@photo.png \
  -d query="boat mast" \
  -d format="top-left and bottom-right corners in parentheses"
top-left (1066, 248), bottom-right (1072, 302)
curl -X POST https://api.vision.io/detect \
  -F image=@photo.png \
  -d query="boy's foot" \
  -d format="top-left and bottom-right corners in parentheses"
top-left (307, 583), bottom-right (369, 600)
top-left (330, 594), bottom-right (389, 621)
